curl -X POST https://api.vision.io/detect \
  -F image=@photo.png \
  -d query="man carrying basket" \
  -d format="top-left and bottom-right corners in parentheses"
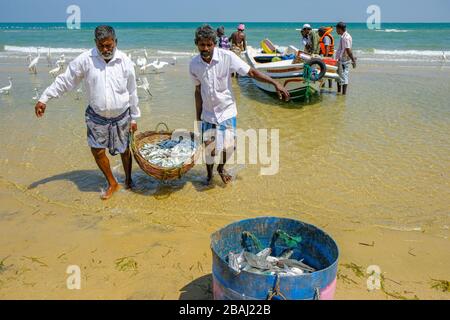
top-left (34, 26), bottom-right (140, 200)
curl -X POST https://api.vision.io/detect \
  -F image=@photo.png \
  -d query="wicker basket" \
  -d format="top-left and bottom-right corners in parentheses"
top-left (131, 123), bottom-right (201, 181)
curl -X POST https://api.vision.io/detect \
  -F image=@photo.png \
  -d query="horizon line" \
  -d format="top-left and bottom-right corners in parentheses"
top-left (1, 21), bottom-right (450, 24)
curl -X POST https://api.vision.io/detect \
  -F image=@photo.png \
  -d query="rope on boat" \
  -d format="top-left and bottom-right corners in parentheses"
top-left (303, 64), bottom-right (312, 103)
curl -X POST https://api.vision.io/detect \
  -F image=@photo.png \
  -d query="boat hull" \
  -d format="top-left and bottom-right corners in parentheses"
top-left (244, 46), bottom-right (326, 100)
top-left (252, 77), bottom-right (321, 99)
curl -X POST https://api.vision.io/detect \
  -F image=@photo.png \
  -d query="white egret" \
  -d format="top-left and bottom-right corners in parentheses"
top-left (136, 56), bottom-right (147, 68)
top-left (139, 63), bottom-right (150, 74)
top-left (49, 62), bottom-right (63, 77)
top-left (144, 49), bottom-right (149, 60)
top-left (140, 59), bottom-right (169, 74)
top-left (149, 59), bottom-right (169, 73)
top-left (56, 54), bottom-right (66, 68)
top-left (47, 48), bottom-right (52, 67)
top-left (137, 77), bottom-right (152, 97)
top-left (0, 77), bottom-right (13, 95)
top-left (28, 49), bottom-right (40, 74)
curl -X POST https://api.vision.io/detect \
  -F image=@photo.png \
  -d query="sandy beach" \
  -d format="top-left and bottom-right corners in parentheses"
top-left (0, 52), bottom-right (449, 300)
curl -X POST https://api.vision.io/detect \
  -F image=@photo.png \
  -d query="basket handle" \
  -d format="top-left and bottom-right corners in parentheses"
top-left (155, 122), bottom-right (170, 132)
top-left (129, 132), bottom-right (139, 156)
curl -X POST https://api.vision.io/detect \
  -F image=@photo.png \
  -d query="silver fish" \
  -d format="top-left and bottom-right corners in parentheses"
top-left (139, 139), bottom-right (197, 169)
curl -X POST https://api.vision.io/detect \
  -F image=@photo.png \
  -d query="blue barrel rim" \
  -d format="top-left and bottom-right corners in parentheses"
top-left (211, 216), bottom-right (340, 277)
top-left (210, 216), bottom-right (340, 300)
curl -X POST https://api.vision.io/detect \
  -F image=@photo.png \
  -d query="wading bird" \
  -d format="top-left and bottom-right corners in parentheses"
top-left (47, 48), bottom-right (52, 67)
top-left (49, 62), bottom-right (63, 77)
top-left (137, 77), bottom-right (152, 97)
top-left (0, 77), bottom-right (13, 95)
top-left (28, 49), bottom-right (40, 74)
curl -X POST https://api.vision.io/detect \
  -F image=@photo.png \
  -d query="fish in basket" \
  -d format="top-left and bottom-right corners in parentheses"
top-left (131, 123), bottom-right (201, 181)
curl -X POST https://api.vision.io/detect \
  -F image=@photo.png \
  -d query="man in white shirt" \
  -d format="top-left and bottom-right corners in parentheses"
top-left (335, 22), bottom-right (357, 95)
top-left (34, 25), bottom-right (140, 200)
top-left (190, 25), bottom-right (290, 185)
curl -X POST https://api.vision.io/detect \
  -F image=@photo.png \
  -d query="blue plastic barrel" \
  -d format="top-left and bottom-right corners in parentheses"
top-left (210, 217), bottom-right (339, 300)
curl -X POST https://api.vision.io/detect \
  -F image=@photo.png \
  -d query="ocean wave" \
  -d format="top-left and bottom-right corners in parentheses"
top-left (156, 50), bottom-right (195, 56)
top-left (373, 49), bottom-right (449, 56)
top-left (358, 57), bottom-right (448, 63)
top-left (354, 49), bottom-right (449, 58)
top-left (3, 45), bottom-right (87, 54)
top-left (375, 29), bottom-right (410, 33)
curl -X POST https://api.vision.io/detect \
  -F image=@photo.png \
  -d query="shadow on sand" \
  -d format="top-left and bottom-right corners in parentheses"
top-left (27, 167), bottom-right (226, 198)
top-left (179, 274), bottom-right (214, 300)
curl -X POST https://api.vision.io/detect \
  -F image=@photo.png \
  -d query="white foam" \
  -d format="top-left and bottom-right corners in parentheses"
top-left (375, 29), bottom-right (410, 33)
top-left (156, 50), bottom-right (195, 56)
top-left (354, 49), bottom-right (450, 58)
top-left (4, 45), bottom-right (87, 54)
top-left (373, 49), bottom-right (450, 57)
top-left (358, 57), bottom-right (447, 63)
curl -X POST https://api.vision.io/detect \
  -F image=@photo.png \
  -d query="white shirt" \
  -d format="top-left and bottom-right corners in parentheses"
top-left (39, 48), bottom-right (140, 121)
top-left (189, 48), bottom-right (251, 124)
top-left (336, 31), bottom-right (353, 62)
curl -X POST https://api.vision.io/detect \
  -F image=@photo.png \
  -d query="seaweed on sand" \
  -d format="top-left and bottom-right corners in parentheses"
top-left (341, 262), bottom-right (365, 278)
top-left (0, 256), bottom-right (11, 273)
top-left (115, 256), bottom-right (138, 273)
top-left (430, 279), bottom-right (449, 293)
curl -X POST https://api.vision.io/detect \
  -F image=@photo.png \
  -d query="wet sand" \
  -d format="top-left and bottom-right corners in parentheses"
top-left (0, 58), bottom-right (449, 299)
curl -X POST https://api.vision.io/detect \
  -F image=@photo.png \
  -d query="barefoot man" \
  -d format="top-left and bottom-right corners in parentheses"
top-left (189, 25), bottom-right (290, 185)
top-left (34, 25), bottom-right (140, 200)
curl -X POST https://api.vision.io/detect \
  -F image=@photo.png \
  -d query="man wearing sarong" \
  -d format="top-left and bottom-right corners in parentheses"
top-left (34, 25), bottom-right (140, 200)
top-left (190, 25), bottom-right (290, 185)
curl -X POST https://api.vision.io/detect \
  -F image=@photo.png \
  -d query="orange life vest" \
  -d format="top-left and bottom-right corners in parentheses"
top-left (319, 27), bottom-right (335, 56)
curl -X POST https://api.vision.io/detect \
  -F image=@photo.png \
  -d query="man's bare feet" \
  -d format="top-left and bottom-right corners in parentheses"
top-left (125, 180), bottom-right (135, 190)
top-left (101, 183), bottom-right (120, 200)
top-left (218, 168), bottom-right (232, 185)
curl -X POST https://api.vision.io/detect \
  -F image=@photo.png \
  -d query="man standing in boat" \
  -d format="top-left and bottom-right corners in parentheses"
top-left (301, 24), bottom-right (320, 55)
top-left (335, 22), bottom-right (357, 95)
top-left (190, 25), bottom-right (290, 185)
top-left (34, 25), bottom-right (140, 200)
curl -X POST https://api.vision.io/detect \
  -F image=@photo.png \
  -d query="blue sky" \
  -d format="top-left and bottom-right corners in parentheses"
top-left (0, 0), bottom-right (449, 22)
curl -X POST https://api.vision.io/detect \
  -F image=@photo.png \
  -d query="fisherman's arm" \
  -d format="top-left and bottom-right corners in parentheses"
top-left (127, 61), bottom-right (140, 133)
top-left (35, 57), bottom-right (84, 118)
top-left (189, 63), bottom-right (203, 122)
top-left (195, 85), bottom-right (203, 121)
top-left (345, 48), bottom-right (357, 68)
top-left (247, 68), bottom-right (290, 101)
